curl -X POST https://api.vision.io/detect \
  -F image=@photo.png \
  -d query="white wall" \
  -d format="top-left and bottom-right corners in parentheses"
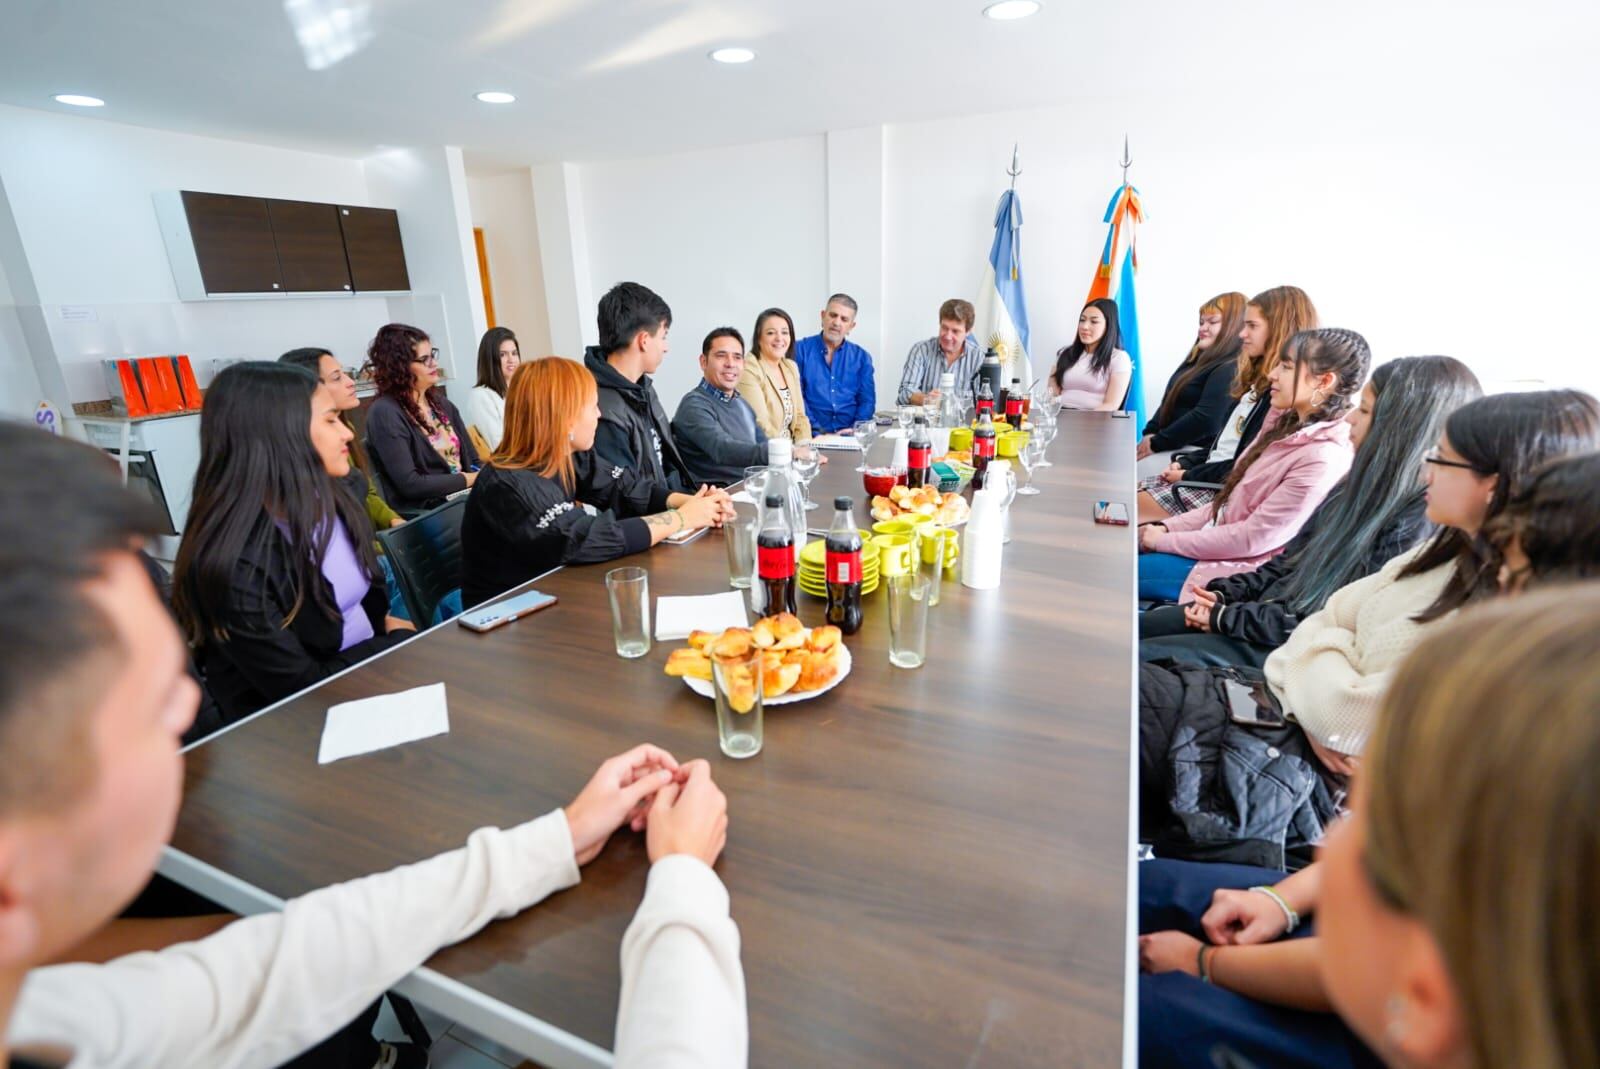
top-left (575, 135), bottom-right (829, 409)
top-left (466, 172), bottom-right (553, 356)
top-left (0, 250), bottom-right (44, 420)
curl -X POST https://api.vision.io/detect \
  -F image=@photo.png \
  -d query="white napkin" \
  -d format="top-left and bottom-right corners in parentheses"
top-left (655, 591), bottom-right (750, 640)
top-left (318, 682), bottom-right (450, 764)
top-left (729, 489), bottom-right (757, 505)
top-left (810, 433), bottom-right (861, 450)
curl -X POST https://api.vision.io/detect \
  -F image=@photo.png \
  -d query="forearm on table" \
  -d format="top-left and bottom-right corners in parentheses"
top-left (47, 915), bottom-right (236, 966)
top-left (1208, 937), bottom-right (1333, 1013)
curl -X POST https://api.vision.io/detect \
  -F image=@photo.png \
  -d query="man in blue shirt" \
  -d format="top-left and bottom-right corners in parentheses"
top-left (792, 293), bottom-right (876, 434)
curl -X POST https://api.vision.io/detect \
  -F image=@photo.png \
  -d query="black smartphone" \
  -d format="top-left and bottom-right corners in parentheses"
top-left (1223, 679), bottom-right (1284, 727)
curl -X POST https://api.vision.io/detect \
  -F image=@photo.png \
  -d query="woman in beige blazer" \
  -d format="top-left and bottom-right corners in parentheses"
top-left (737, 307), bottom-right (813, 442)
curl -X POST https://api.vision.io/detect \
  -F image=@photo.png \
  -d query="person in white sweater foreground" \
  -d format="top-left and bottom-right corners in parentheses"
top-left (1137, 389), bottom-right (1600, 870)
top-left (0, 426), bottom-right (746, 1069)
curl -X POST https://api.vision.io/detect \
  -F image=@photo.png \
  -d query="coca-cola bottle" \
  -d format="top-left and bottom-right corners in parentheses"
top-left (975, 380), bottom-right (995, 422)
top-left (757, 493), bottom-right (798, 616)
top-left (824, 496), bottom-right (864, 634)
top-left (973, 406), bottom-right (997, 489)
top-left (1004, 377), bottom-right (1024, 427)
top-left (906, 415), bottom-right (933, 490)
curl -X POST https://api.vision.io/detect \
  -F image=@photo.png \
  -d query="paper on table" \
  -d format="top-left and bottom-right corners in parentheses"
top-left (729, 489), bottom-right (757, 505)
top-left (318, 682), bottom-right (450, 765)
top-left (655, 590), bottom-right (750, 640)
top-left (810, 433), bottom-right (861, 450)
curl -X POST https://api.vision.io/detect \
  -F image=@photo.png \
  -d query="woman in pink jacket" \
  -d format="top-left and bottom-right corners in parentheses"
top-left (1137, 328), bottom-right (1370, 603)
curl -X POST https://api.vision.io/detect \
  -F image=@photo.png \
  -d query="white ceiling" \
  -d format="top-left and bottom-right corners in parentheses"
top-left (1, 0), bottom-right (1596, 173)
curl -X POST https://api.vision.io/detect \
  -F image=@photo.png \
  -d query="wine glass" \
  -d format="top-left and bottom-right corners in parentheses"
top-left (1015, 436), bottom-right (1046, 495)
top-left (897, 405), bottom-right (918, 438)
top-left (853, 420), bottom-right (878, 472)
top-left (1033, 411), bottom-right (1059, 468)
top-left (793, 443), bottom-right (821, 510)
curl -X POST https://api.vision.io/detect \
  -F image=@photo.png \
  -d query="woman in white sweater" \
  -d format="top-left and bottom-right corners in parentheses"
top-left (464, 326), bottom-right (521, 452)
top-left (1138, 389), bottom-right (1600, 871)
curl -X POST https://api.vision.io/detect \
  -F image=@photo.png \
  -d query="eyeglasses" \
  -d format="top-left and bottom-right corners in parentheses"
top-left (1423, 450), bottom-right (1481, 473)
top-left (412, 349), bottom-right (442, 367)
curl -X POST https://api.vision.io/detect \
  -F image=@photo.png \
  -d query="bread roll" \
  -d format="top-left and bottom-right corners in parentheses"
top-left (664, 649), bottom-right (713, 681)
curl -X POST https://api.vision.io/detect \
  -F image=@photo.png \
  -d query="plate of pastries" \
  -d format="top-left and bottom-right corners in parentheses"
top-left (664, 612), bottom-right (852, 705)
top-left (869, 484), bottom-right (971, 526)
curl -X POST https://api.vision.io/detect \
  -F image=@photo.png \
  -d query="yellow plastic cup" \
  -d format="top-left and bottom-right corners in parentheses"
top-left (876, 533), bottom-right (915, 576)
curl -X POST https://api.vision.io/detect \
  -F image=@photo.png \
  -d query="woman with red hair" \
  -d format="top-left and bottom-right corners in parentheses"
top-left (461, 357), bottom-right (733, 607)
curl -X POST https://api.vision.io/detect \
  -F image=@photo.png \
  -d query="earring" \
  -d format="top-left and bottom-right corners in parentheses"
top-left (568, 431), bottom-right (574, 442)
top-left (1385, 994), bottom-right (1409, 1046)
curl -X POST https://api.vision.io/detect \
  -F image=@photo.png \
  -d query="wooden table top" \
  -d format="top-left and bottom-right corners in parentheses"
top-left (167, 413), bottom-right (1138, 1068)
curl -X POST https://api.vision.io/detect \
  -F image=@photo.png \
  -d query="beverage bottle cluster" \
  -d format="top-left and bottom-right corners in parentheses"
top-left (824, 496), bottom-right (864, 634)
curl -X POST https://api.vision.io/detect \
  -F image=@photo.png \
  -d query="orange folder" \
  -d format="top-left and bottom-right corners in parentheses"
top-left (115, 360), bottom-right (150, 418)
top-left (174, 355), bottom-right (204, 410)
top-left (138, 357), bottom-right (183, 413)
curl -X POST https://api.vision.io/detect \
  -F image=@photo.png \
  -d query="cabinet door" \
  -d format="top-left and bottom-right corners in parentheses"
top-left (339, 206), bottom-right (411, 292)
top-left (181, 192), bottom-right (283, 293)
top-left (268, 199), bottom-right (353, 292)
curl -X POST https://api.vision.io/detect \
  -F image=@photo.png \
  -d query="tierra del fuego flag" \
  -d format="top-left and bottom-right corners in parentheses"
top-left (973, 188), bottom-right (1033, 388)
top-left (1087, 183), bottom-right (1146, 429)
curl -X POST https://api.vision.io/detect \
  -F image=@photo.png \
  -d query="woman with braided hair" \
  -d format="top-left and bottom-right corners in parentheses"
top-left (1137, 328), bottom-right (1371, 603)
top-left (363, 322), bottom-right (482, 512)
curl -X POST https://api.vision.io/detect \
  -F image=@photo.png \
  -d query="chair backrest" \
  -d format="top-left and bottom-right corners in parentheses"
top-left (466, 424), bottom-right (493, 461)
top-left (376, 496), bottom-right (467, 625)
top-left (364, 437), bottom-right (425, 520)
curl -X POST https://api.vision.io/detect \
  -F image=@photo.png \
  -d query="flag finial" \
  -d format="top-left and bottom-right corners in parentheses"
top-left (1120, 135), bottom-right (1133, 187)
top-left (1007, 143), bottom-right (1022, 190)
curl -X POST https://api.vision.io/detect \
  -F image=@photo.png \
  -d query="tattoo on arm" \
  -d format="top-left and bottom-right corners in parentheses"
top-left (644, 510), bottom-right (681, 531)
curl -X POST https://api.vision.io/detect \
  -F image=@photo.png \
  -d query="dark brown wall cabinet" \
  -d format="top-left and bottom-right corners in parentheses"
top-left (157, 191), bottom-right (410, 299)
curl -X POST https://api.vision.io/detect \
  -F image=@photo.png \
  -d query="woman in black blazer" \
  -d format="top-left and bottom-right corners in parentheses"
top-left (1136, 291), bottom-right (1247, 478)
top-left (173, 363), bottom-right (414, 722)
top-left (364, 322), bottom-right (481, 512)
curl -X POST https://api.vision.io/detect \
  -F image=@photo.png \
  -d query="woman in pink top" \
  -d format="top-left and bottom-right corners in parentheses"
top-left (1137, 328), bottom-right (1371, 602)
top-left (1049, 298), bottom-right (1134, 411)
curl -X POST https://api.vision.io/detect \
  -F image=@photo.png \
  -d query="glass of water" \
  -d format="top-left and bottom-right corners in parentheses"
top-left (853, 420), bottom-right (878, 472)
top-left (604, 566), bottom-right (650, 658)
top-left (723, 514), bottom-right (756, 589)
top-left (712, 647), bottom-right (764, 758)
top-left (886, 572), bottom-right (930, 669)
top-left (793, 443), bottom-right (821, 510)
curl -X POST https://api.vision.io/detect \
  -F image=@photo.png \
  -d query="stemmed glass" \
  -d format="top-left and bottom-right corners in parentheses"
top-left (897, 405), bottom-right (918, 437)
top-left (853, 420), bottom-right (878, 472)
top-left (793, 443), bottom-right (821, 510)
top-left (1015, 436), bottom-right (1046, 495)
top-left (1032, 404), bottom-right (1059, 467)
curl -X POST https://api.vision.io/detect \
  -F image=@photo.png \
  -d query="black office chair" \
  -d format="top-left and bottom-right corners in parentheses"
top-left (377, 497), bottom-right (466, 625)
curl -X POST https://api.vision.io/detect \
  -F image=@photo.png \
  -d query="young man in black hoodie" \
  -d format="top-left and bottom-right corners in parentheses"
top-left (584, 282), bottom-right (695, 492)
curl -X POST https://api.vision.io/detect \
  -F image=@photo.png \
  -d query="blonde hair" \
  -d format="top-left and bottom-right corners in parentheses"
top-left (1237, 285), bottom-right (1319, 399)
top-left (491, 357), bottom-right (596, 490)
top-left (1363, 586), bottom-right (1600, 1068)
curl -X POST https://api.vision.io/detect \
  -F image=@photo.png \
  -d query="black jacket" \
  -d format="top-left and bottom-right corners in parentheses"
top-left (460, 450), bottom-right (674, 608)
top-left (1203, 488), bottom-right (1432, 650)
top-left (137, 551), bottom-right (227, 744)
top-left (365, 393), bottom-right (481, 512)
top-left (584, 347), bottom-right (694, 492)
top-left (1142, 358), bottom-right (1238, 453)
top-left (1174, 392), bottom-right (1271, 485)
top-left (196, 516), bottom-right (409, 721)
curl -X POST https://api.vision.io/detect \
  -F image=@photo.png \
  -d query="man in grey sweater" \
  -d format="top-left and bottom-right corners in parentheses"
top-left (673, 327), bottom-right (770, 487)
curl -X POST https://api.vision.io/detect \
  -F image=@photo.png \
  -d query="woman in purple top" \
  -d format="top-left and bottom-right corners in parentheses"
top-left (173, 363), bottom-right (415, 723)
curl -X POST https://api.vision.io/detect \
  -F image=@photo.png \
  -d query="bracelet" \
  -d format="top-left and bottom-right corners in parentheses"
top-left (1197, 944), bottom-right (1214, 984)
top-left (1250, 885), bottom-right (1300, 934)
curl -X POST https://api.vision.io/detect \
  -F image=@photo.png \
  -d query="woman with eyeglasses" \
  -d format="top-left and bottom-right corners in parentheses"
top-left (364, 322), bottom-right (481, 512)
top-left (1138, 389), bottom-right (1600, 872)
top-left (1133, 452), bottom-right (1600, 1069)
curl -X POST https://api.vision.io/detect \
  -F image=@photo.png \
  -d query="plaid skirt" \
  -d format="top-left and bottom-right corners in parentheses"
top-left (1138, 476), bottom-right (1218, 517)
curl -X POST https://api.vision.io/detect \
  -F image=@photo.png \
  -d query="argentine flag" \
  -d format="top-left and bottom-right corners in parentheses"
top-left (1087, 183), bottom-right (1146, 429)
top-left (973, 189), bottom-right (1032, 388)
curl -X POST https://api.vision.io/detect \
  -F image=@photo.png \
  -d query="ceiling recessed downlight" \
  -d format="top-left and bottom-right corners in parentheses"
top-left (983, 1), bottom-right (1041, 19)
top-left (53, 94), bottom-right (105, 107)
top-left (474, 91), bottom-right (516, 104)
top-left (708, 47), bottom-right (756, 64)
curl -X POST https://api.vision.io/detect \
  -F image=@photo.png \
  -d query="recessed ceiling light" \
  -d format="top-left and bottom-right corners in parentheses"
top-left (983, 1), bottom-right (1041, 19)
top-left (53, 93), bottom-right (105, 107)
top-left (475, 91), bottom-right (516, 104)
top-left (708, 47), bottom-right (756, 64)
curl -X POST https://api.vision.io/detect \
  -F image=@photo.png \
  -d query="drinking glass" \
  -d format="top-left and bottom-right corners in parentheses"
top-left (916, 525), bottom-right (947, 607)
top-left (723, 514), bottom-right (756, 589)
top-left (605, 567), bottom-right (650, 658)
top-left (712, 647), bottom-right (764, 758)
top-left (742, 465), bottom-right (770, 502)
top-left (853, 420), bottom-right (878, 471)
top-left (1033, 411), bottom-right (1058, 467)
top-left (1015, 437), bottom-right (1045, 495)
top-left (897, 405), bottom-right (917, 435)
top-left (886, 573), bottom-right (930, 669)
top-left (793, 443), bottom-right (821, 511)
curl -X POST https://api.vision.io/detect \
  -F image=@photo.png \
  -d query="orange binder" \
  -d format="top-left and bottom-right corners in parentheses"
top-left (138, 357), bottom-right (183, 413)
top-left (174, 355), bottom-right (204, 410)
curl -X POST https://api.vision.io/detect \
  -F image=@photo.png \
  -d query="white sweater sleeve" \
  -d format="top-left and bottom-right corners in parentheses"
top-left (10, 811), bottom-right (581, 1069)
top-left (614, 856), bottom-right (748, 1068)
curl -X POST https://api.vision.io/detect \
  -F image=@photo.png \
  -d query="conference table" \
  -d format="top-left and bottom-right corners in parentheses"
top-left (162, 412), bottom-right (1139, 1069)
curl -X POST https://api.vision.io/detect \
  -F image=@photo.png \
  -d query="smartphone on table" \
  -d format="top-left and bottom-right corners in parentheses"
top-left (1094, 500), bottom-right (1130, 526)
top-left (456, 589), bottom-right (557, 633)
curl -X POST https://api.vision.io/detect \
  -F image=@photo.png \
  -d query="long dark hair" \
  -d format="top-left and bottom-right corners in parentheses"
top-left (751, 307), bottom-right (799, 363)
top-left (278, 347), bottom-right (370, 474)
top-left (1486, 453), bottom-right (1600, 587)
top-left (1277, 356), bottom-right (1482, 614)
top-left (474, 326), bottom-right (519, 397)
top-left (1052, 298), bottom-right (1122, 382)
top-left (1401, 389), bottom-right (1600, 622)
top-left (173, 363), bottom-right (378, 644)
top-left (368, 323), bottom-right (447, 431)
top-left (1154, 292), bottom-right (1247, 428)
top-left (1212, 328), bottom-right (1371, 513)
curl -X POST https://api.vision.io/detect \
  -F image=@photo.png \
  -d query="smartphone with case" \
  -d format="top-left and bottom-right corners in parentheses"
top-left (1094, 500), bottom-right (1130, 526)
top-left (1224, 678), bottom-right (1285, 727)
top-left (456, 589), bottom-right (557, 633)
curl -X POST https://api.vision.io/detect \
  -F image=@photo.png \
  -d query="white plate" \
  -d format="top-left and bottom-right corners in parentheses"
top-left (682, 635), bottom-right (853, 706)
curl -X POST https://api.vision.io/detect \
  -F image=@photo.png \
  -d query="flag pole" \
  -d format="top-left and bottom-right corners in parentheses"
top-left (1120, 135), bottom-right (1132, 187)
top-left (1007, 143), bottom-right (1022, 191)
